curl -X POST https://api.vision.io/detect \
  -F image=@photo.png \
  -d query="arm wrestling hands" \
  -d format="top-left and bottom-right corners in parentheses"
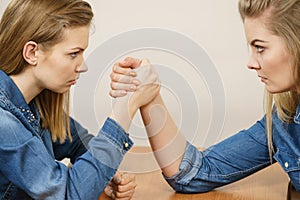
top-left (104, 58), bottom-right (160, 200)
top-left (109, 57), bottom-right (186, 177)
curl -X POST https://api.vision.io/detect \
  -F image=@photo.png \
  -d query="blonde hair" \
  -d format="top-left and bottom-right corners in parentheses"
top-left (238, 0), bottom-right (300, 159)
top-left (0, 0), bottom-right (93, 143)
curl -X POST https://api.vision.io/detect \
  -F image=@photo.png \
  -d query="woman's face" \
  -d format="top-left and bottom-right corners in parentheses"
top-left (33, 26), bottom-right (89, 94)
top-left (244, 17), bottom-right (295, 94)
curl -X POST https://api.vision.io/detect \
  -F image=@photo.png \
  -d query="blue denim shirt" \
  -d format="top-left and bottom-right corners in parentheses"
top-left (0, 70), bottom-right (133, 200)
top-left (165, 102), bottom-right (300, 193)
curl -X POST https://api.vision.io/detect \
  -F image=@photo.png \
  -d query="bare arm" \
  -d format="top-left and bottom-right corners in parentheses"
top-left (110, 57), bottom-right (187, 177)
top-left (140, 94), bottom-right (186, 177)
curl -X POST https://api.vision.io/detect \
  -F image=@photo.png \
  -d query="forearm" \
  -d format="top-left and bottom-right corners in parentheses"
top-left (109, 57), bottom-right (160, 134)
top-left (109, 94), bottom-right (137, 132)
top-left (140, 94), bottom-right (186, 177)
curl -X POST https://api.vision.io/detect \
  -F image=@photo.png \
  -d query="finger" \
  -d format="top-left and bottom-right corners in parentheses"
top-left (117, 181), bottom-right (137, 194)
top-left (109, 90), bottom-right (127, 98)
top-left (113, 63), bottom-right (137, 77)
top-left (140, 58), bottom-right (150, 67)
top-left (113, 172), bottom-right (136, 200)
top-left (121, 57), bottom-right (142, 69)
top-left (111, 82), bottom-right (137, 92)
top-left (104, 184), bottom-right (114, 198)
top-left (113, 171), bottom-right (122, 185)
top-left (114, 189), bottom-right (135, 200)
top-left (119, 173), bottom-right (136, 186)
top-left (110, 72), bottom-right (140, 85)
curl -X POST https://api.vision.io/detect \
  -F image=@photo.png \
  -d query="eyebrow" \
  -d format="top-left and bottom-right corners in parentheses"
top-left (69, 47), bottom-right (86, 51)
top-left (250, 39), bottom-right (268, 46)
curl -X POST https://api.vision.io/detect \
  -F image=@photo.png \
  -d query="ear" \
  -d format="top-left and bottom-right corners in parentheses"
top-left (23, 41), bottom-right (38, 66)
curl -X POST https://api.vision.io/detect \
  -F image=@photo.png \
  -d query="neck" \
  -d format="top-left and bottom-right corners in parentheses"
top-left (10, 68), bottom-right (43, 104)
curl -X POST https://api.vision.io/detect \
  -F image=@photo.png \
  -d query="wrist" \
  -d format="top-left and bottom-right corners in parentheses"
top-left (140, 93), bottom-right (162, 110)
top-left (109, 95), bottom-right (133, 132)
top-left (127, 93), bottom-right (139, 119)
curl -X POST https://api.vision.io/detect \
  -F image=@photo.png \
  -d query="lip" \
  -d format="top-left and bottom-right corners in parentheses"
top-left (68, 80), bottom-right (77, 85)
top-left (68, 76), bottom-right (79, 84)
top-left (68, 78), bottom-right (78, 85)
top-left (258, 75), bottom-right (268, 83)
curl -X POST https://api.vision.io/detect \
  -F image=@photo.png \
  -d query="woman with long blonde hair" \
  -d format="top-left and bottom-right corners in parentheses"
top-left (0, 0), bottom-right (160, 199)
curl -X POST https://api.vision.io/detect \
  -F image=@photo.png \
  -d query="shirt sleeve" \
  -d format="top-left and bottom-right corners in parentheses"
top-left (164, 117), bottom-right (271, 193)
top-left (0, 108), bottom-right (133, 200)
top-left (52, 117), bottom-right (94, 164)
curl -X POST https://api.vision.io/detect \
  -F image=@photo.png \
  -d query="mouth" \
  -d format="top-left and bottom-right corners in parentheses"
top-left (258, 75), bottom-right (268, 83)
top-left (68, 77), bottom-right (79, 85)
top-left (68, 80), bottom-right (77, 85)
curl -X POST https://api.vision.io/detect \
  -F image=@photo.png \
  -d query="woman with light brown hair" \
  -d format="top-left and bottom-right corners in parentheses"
top-left (110, 0), bottom-right (300, 194)
top-left (0, 0), bottom-right (159, 199)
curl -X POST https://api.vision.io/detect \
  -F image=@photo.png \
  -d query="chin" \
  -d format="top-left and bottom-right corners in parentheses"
top-left (265, 87), bottom-right (291, 94)
top-left (52, 88), bottom-right (70, 94)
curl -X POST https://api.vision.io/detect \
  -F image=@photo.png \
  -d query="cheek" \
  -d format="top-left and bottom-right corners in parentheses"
top-left (52, 58), bottom-right (74, 74)
top-left (276, 54), bottom-right (294, 78)
top-left (262, 50), bottom-right (289, 73)
top-left (267, 57), bottom-right (294, 85)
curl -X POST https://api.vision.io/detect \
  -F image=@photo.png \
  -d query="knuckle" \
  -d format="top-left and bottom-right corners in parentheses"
top-left (109, 72), bottom-right (115, 80)
top-left (109, 90), bottom-right (115, 97)
top-left (143, 58), bottom-right (150, 63)
top-left (110, 74), bottom-right (118, 82)
top-left (117, 185), bottom-right (123, 192)
top-left (112, 65), bottom-right (116, 72)
top-left (113, 62), bottom-right (119, 70)
top-left (115, 192), bottom-right (122, 198)
top-left (110, 82), bottom-right (116, 89)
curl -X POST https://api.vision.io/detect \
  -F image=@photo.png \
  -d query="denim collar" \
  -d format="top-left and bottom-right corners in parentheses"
top-left (0, 70), bottom-right (29, 109)
top-left (294, 102), bottom-right (300, 124)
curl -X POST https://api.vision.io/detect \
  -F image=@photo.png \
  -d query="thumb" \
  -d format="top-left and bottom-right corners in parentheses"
top-left (140, 58), bottom-right (150, 67)
top-left (113, 171), bottom-right (122, 184)
top-left (122, 57), bottom-right (142, 69)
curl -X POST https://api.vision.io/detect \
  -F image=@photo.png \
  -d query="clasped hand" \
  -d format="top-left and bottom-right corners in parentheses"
top-left (104, 171), bottom-right (136, 200)
top-left (110, 57), bottom-right (160, 108)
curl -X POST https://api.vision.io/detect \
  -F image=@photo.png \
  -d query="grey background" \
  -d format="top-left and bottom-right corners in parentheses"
top-left (0, 0), bottom-right (264, 148)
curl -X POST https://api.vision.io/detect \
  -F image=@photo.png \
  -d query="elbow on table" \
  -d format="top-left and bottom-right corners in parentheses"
top-left (172, 182), bottom-right (216, 194)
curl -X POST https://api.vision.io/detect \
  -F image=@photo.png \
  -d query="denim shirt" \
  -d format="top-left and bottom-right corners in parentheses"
top-left (165, 102), bottom-right (300, 193)
top-left (0, 70), bottom-right (133, 200)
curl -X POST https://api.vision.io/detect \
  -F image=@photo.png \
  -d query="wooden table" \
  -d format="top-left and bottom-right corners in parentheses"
top-left (99, 147), bottom-right (290, 200)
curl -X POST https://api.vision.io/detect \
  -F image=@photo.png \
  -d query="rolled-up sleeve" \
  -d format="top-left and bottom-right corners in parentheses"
top-left (164, 142), bottom-right (203, 191)
top-left (163, 118), bottom-right (271, 193)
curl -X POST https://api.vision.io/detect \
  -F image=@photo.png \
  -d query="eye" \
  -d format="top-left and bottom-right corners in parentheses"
top-left (255, 45), bottom-right (265, 53)
top-left (70, 51), bottom-right (80, 59)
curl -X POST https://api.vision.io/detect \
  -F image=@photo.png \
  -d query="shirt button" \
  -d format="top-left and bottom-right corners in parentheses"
top-left (285, 162), bottom-right (289, 168)
top-left (124, 142), bottom-right (129, 148)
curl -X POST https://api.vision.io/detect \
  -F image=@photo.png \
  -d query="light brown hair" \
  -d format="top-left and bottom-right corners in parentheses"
top-left (0, 0), bottom-right (93, 142)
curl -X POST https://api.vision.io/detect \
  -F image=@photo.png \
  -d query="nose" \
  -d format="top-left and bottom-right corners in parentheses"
top-left (247, 54), bottom-right (260, 70)
top-left (76, 61), bottom-right (88, 73)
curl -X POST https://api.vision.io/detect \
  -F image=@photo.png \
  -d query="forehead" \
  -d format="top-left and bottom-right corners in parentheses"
top-left (52, 26), bottom-right (90, 50)
top-left (243, 17), bottom-right (272, 43)
top-left (243, 16), bottom-right (289, 50)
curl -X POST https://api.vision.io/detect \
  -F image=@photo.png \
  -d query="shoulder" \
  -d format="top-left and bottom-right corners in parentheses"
top-left (0, 107), bottom-right (33, 147)
top-left (0, 107), bottom-right (18, 125)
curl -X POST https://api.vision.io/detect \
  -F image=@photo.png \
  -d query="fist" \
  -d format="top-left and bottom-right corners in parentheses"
top-left (128, 59), bottom-right (160, 108)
